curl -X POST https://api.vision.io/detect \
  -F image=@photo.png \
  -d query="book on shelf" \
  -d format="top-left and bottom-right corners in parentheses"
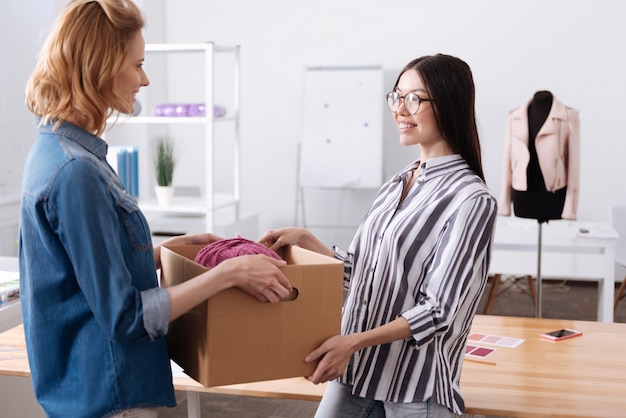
top-left (107, 146), bottom-right (139, 197)
top-left (0, 271), bottom-right (19, 303)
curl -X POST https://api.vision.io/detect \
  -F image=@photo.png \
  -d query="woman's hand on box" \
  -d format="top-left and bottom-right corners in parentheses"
top-left (304, 334), bottom-right (358, 384)
top-left (258, 227), bottom-right (308, 250)
top-left (304, 317), bottom-right (412, 384)
top-left (258, 227), bottom-right (333, 257)
top-left (166, 254), bottom-right (291, 321)
top-left (219, 254), bottom-right (292, 303)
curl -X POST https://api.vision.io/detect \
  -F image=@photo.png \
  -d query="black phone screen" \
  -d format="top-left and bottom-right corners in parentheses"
top-left (548, 329), bottom-right (577, 338)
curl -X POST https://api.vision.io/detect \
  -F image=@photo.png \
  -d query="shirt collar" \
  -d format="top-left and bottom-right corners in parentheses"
top-left (38, 120), bottom-right (108, 159)
top-left (393, 154), bottom-right (467, 183)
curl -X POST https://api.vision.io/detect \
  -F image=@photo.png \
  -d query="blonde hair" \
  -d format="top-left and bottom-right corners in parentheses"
top-left (25, 0), bottom-right (145, 136)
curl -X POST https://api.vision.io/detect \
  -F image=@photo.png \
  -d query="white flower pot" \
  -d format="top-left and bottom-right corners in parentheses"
top-left (155, 186), bottom-right (174, 206)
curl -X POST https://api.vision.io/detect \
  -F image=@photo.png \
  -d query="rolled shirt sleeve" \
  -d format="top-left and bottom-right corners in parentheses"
top-left (141, 287), bottom-right (170, 340)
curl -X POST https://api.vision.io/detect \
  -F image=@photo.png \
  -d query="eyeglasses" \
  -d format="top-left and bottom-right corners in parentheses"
top-left (386, 91), bottom-right (434, 115)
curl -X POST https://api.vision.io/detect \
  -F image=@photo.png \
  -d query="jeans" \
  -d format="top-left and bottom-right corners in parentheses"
top-left (314, 381), bottom-right (454, 418)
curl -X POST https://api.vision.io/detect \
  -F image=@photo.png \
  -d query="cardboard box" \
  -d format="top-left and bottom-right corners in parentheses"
top-left (160, 244), bottom-right (344, 387)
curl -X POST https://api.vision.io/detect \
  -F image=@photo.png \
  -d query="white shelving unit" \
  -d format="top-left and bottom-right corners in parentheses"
top-left (110, 42), bottom-right (241, 234)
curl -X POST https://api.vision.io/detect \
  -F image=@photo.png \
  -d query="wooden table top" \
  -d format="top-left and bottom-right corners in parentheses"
top-left (2, 315), bottom-right (626, 417)
top-left (0, 323), bottom-right (28, 377)
top-left (460, 315), bottom-right (626, 417)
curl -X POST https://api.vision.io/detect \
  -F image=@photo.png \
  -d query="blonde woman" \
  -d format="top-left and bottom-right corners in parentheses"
top-left (20, 1), bottom-right (291, 417)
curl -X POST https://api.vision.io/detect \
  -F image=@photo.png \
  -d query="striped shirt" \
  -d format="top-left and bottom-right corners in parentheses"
top-left (336, 154), bottom-right (497, 414)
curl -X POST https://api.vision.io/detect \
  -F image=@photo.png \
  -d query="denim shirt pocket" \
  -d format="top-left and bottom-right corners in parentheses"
top-left (111, 185), bottom-right (153, 252)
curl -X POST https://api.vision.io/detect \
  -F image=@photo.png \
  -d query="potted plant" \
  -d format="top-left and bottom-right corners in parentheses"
top-left (154, 137), bottom-right (176, 206)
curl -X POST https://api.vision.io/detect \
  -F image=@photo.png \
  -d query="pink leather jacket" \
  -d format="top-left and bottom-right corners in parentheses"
top-left (498, 96), bottom-right (580, 220)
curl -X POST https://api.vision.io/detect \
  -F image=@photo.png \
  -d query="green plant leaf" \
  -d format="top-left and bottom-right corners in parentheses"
top-left (155, 138), bottom-right (175, 186)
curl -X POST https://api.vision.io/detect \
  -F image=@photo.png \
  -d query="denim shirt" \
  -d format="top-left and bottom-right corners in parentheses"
top-left (19, 121), bottom-right (176, 417)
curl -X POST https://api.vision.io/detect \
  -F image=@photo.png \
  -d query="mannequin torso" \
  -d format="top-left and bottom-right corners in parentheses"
top-left (511, 90), bottom-right (566, 222)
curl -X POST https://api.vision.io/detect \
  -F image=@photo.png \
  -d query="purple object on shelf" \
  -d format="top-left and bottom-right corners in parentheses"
top-left (153, 103), bottom-right (227, 117)
top-left (174, 104), bottom-right (189, 116)
top-left (153, 104), bottom-right (175, 116)
top-left (187, 104), bottom-right (205, 117)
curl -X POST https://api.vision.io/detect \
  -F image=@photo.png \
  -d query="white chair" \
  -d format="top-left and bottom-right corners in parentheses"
top-left (610, 204), bottom-right (626, 312)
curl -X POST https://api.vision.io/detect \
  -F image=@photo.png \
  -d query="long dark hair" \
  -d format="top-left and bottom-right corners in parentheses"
top-left (393, 54), bottom-right (485, 181)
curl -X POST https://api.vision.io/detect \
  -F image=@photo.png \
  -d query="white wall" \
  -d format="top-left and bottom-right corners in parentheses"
top-left (0, 1), bottom-right (63, 255)
top-left (0, 3), bottom-right (51, 188)
top-left (3, 0), bottom-right (626, 250)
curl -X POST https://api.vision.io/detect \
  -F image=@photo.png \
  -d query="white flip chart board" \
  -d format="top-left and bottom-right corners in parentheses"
top-left (299, 66), bottom-right (383, 189)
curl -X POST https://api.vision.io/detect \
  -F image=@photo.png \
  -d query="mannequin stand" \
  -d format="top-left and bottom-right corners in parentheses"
top-left (535, 222), bottom-right (543, 318)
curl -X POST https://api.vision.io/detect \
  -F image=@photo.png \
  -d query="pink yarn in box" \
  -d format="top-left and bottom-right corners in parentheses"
top-left (193, 237), bottom-right (282, 268)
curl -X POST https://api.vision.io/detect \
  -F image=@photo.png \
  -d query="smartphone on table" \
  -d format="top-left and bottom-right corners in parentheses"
top-left (540, 328), bottom-right (583, 341)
